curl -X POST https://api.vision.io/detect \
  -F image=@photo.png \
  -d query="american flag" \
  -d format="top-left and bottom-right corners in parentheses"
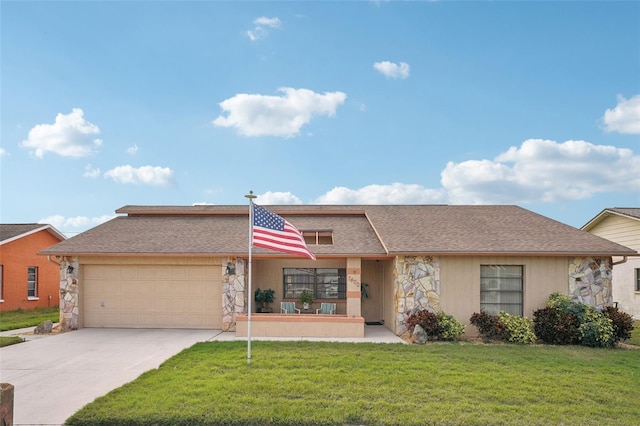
top-left (252, 204), bottom-right (316, 260)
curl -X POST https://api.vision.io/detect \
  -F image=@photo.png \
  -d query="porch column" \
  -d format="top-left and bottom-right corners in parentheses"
top-left (346, 257), bottom-right (362, 317)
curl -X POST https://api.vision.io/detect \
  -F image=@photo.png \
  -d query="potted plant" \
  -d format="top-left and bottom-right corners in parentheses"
top-left (254, 288), bottom-right (275, 313)
top-left (299, 289), bottom-right (314, 310)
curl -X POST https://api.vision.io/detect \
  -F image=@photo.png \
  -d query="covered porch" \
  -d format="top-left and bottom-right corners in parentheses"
top-left (235, 313), bottom-right (365, 338)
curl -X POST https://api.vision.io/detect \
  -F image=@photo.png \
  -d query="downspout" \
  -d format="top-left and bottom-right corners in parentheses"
top-left (612, 256), bottom-right (628, 266)
top-left (47, 255), bottom-right (61, 266)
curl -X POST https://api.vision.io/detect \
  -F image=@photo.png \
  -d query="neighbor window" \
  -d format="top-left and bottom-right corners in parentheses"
top-left (480, 265), bottom-right (523, 316)
top-left (27, 266), bottom-right (38, 298)
top-left (636, 268), bottom-right (640, 292)
top-left (302, 230), bottom-right (333, 245)
top-left (283, 268), bottom-right (346, 300)
top-left (0, 264), bottom-right (3, 301)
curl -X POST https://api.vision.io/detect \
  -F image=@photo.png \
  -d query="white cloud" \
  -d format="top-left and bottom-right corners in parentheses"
top-left (83, 164), bottom-right (101, 178)
top-left (40, 214), bottom-right (115, 236)
top-left (0, 148), bottom-right (8, 156)
top-left (247, 16), bottom-right (280, 41)
top-left (254, 16), bottom-right (280, 28)
top-left (20, 108), bottom-right (102, 158)
top-left (213, 87), bottom-right (347, 137)
top-left (256, 191), bottom-right (303, 205)
top-left (104, 165), bottom-right (175, 186)
top-left (126, 144), bottom-right (138, 155)
top-left (441, 139), bottom-right (640, 204)
top-left (373, 61), bottom-right (410, 79)
top-left (603, 94), bottom-right (640, 134)
top-left (314, 183), bottom-right (446, 204)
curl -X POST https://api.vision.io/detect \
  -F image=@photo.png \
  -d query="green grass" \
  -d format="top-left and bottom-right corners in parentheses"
top-left (0, 307), bottom-right (59, 331)
top-left (67, 341), bottom-right (640, 426)
top-left (629, 321), bottom-right (640, 346)
top-left (0, 336), bottom-right (24, 347)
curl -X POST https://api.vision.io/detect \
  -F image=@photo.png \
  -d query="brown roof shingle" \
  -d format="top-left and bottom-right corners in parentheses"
top-left (40, 205), bottom-right (637, 257)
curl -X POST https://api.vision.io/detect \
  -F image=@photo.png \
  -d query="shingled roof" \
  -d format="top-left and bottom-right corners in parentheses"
top-left (40, 205), bottom-right (637, 257)
top-left (1, 223), bottom-right (66, 245)
top-left (582, 207), bottom-right (640, 231)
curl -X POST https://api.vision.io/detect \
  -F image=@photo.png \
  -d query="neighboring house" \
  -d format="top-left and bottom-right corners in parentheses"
top-left (40, 205), bottom-right (636, 337)
top-left (582, 208), bottom-right (640, 318)
top-left (0, 224), bottom-right (67, 311)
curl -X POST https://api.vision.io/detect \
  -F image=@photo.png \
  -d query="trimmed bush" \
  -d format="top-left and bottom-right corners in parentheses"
top-left (533, 307), bottom-right (581, 345)
top-left (406, 310), bottom-right (441, 340)
top-left (602, 306), bottom-right (634, 344)
top-left (498, 311), bottom-right (536, 344)
top-left (437, 311), bottom-right (466, 341)
top-left (534, 293), bottom-right (634, 348)
top-left (469, 311), bottom-right (505, 342)
top-left (579, 311), bottom-right (615, 348)
top-left (406, 309), bottom-right (465, 341)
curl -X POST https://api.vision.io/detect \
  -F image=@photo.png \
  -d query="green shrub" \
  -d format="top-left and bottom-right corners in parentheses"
top-left (437, 311), bottom-right (465, 341)
top-left (498, 311), bottom-right (536, 344)
top-left (602, 306), bottom-right (634, 343)
top-left (406, 309), bottom-right (464, 341)
top-left (537, 293), bottom-right (633, 348)
top-left (579, 311), bottom-right (615, 348)
top-left (469, 311), bottom-right (505, 342)
top-left (532, 306), bottom-right (581, 345)
top-left (406, 310), bottom-right (441, 340)
top-left (547, 292), bottom-right (591, 322)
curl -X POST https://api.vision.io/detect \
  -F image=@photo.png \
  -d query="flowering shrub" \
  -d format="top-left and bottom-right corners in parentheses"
top-left (406, 309), bottom-right (465, 341)
top-left (498, 311), bottom-right (536, 344)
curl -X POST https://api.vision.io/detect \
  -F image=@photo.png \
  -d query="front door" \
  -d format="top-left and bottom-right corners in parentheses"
top-left (361, 260), bottom-right (384, 324)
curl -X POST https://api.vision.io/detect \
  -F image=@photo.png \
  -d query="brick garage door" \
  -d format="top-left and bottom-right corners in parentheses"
top-left (83, 264), bottom-right (221, 328)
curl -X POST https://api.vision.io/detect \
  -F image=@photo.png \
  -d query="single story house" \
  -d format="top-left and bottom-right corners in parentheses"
top-left (582, 208), bottom-right (640, 318)
top-left (40, 205), bottom-right (636, 338)
top-left (1, 223), bottom-right (67, 311)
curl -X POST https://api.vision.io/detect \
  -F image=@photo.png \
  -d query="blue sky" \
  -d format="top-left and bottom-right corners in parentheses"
top-left (2, 0), bottom-right (639, 237)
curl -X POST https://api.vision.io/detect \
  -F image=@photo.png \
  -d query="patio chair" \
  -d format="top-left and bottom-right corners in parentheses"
top-left (281, 301), bottom-right (301, 314)
top-left (316, 302), bottom-right (336, 315)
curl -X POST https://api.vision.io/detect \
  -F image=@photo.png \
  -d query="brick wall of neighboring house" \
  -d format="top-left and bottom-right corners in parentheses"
top-left (0, 230), bottom-right (63, 311)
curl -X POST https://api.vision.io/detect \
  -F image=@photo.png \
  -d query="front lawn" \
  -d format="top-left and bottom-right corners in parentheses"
top-left (67, 341), bottom-right (639, 426)
top-left (0, 307), bottom-right (59, 331)
top-left (630, 320), bottom-right (640, 346)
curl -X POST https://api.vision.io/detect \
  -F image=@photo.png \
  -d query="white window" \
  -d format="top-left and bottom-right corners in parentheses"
top-left (28, 266), bottom-right (38, 298)
top-left (480, 265), bottom-right (523, 316)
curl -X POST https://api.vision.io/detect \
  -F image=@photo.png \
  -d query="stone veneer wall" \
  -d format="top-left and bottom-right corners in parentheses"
top-left (59, 257), bottom-right (79, 331)
top-left (221, 257), bottom-right (246, 331)
top-left (569, 256), bottom-right (613, 311)
top-left (393, 256), bottom-right (441, 336)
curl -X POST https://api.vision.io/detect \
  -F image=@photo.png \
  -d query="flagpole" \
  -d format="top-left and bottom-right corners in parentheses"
top-left (245, 190), bottom-right (257, 365)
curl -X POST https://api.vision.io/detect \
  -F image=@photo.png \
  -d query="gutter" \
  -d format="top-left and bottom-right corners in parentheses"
top-left (47, 255), bottom-right (61, 266)
top-left (612, 256), bottom-right (628, 266)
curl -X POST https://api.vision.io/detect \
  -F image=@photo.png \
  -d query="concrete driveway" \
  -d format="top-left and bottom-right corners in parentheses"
top-left (0, 328), bottom-right (220, 425)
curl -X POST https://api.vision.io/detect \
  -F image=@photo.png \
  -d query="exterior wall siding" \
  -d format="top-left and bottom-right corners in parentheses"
top-left (587, 214), bottom-right (640, 317)
top-left (0, 230), bottom-right (63, 311)
top-left (393, 255), bottom-right (575, 337)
